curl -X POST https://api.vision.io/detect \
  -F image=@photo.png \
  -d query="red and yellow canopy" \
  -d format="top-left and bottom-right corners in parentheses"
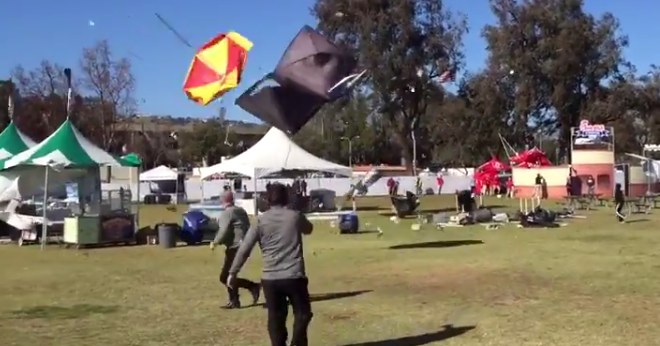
top-left (183, 32), bottom-right (253, 106)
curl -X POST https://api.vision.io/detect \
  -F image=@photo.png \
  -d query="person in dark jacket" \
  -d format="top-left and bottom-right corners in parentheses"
top-left (228, 183), bottom-right (314, 346)
top-left (210, 191), bottom-right (260, 309)
top-left (300, 179), bottom-right (307, 196)
top-left (614, 183), bottom-right (626, 223)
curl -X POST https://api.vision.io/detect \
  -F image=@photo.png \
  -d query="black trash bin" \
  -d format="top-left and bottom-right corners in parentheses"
top-left (157, 223), bottom-right (178, 249)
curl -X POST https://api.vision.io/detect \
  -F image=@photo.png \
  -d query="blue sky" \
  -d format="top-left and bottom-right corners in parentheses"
top-left (1, 0), bottom-right (658, 123)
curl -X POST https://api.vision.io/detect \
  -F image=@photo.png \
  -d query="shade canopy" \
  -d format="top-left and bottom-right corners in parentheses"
top-left (140, 165), bottom-right (178, 181)
top-left (183, 31), bottom-right (253, 106)
top-left (0, 119), bottom-right (138, 170)
top-left (0, 122), bottom-right (37, 160)
top-left (120, 153), bottom-right (142, 167)
top-left (200, 127), bottom-right (352, 179)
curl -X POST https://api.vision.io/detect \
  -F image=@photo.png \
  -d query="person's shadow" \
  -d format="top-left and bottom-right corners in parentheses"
top-left (255, 290), bottom-right (371, 308)
top-left (341, 324), bottom-right (476, 346)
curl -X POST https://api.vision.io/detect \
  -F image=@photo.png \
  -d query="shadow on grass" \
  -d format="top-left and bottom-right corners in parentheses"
top-left (10, 304), bottom-right (119, 320)
top-left (389, 240), bottom-right (483, 250)
top-left (625, 218), bottom-right (649, 224)
top-left (418, 207), bottom-right (457, 214)
top-left (256, 290), bottom-right (371, 308)
top-left (477, 204), bottom-right (508, 210)
top-left (343, 230), bottom-right (381, 235)
top-left (341, 324), bottom-right (475, 346)
top-left (354, 206), bottom-right (388, 211)
top-left (311, 290), bottom-right (372, 303)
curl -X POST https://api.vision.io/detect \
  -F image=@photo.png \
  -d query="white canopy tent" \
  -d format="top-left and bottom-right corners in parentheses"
top-left (140, 165), bottom-right (178, 181)
top-left (200, 127), bottom-right (352, 179)
top-left (139, 165), bottom-right (183, 204)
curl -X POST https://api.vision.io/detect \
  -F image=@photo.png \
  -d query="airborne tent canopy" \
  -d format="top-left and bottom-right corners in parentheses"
top-left (200, 127), bottom-right (352, 179)
top-left (235, 25), bottom-right (359, 135)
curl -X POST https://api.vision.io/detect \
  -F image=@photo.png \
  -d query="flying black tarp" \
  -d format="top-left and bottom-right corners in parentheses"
top-left (235, 75), bottom-right (326, 135)
top-left (273, 25), bottom-right (356, 100)
top-left (236, 25), bottom-right (360, 135)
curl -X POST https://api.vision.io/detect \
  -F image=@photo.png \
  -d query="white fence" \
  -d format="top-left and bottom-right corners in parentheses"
top-left (104, 175), bottom-right (473, 202)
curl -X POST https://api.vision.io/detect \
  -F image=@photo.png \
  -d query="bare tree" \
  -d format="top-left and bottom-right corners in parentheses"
top-left (79, 40), bottom-right (136, 151)
top-left (10, 61), bottom-right (72, 138)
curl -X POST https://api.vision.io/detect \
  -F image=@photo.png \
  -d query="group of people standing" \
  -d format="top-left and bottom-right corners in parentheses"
top-left (210, 184), bottom-right (314, 346)
top-left (385, 175), bottom-right (442, 196)
top-left (471, 176), bottom-right (515, 198)
top-left (266, 178), bottom-right (308, 196)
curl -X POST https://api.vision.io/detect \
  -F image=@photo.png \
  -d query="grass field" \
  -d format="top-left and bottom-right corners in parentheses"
top-left (1, 195), bottom-right (659, 346)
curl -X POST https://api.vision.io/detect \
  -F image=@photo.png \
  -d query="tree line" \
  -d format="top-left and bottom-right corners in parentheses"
top-left (2, 0), bottom-right (660, 171)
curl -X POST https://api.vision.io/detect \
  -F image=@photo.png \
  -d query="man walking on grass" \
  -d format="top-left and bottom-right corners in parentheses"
top-left (210, 191), bottom-right (260, 309)
top-left (228, 183), bottom-right (314, 346)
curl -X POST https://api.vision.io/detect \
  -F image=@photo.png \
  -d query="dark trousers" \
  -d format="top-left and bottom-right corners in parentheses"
top-left (616, 203), bottom-right (624, 222)
top-left (262, 277), bottom-right (313, 346)
top-left (219, 247), bottom-right (258, 303)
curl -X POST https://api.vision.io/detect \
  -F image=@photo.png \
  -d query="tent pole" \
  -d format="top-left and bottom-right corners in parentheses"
top-left (644, 148), bottom-right (651, 194)
top-left (134, 166), bottom-right (140, 233)
top-left (253, 169), bottom-right (258, 216)
top-left (40, 166), bottom-right (49, 250)
top-left (175, 172), bottom-right (179, 205)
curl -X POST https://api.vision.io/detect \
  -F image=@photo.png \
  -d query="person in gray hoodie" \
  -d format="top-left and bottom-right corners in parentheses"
top-left (228, 182), bottom-right (314, 346)
top-left (210, 191), bottom-right (260, 309)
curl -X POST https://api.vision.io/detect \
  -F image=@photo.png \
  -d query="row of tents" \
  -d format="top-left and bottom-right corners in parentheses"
top-left (0, 118), bottom-right (140, 169)
top-left (0, 115), bottom-right (353, 200)
top-left (0, 118), bottom-right (140, 201)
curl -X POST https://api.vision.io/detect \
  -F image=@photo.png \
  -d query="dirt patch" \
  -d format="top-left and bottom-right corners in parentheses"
top-left (325, 311), bottom-right (354, 321)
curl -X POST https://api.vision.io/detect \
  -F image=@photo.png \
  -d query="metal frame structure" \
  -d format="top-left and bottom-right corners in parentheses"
top-left (642, 144), bottom-right (660, 193)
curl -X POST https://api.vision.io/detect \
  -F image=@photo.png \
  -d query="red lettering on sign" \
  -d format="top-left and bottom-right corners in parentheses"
top-left (578, 120), bottom-right (605, 132)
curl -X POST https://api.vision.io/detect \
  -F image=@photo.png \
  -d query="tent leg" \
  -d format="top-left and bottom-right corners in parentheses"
top-left (135, 166), bottom-right (140, 233)
top-left (40, 167), bottom-right (49, 251)
top-left (253, 170), bottom-right (258, 216)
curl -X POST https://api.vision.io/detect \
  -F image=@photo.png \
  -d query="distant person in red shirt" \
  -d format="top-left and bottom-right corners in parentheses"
top-left (436, 175), bottom-right (444, 195)
top-left (506, 177), bottom-right (514, 198)
top-left (386, 177), bottom-right (395, 196)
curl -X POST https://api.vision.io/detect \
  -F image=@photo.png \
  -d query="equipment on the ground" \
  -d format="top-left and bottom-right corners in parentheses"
top-left (470, 208), bottom-right (494, 223)
top-left (338, 213), bottom-right (359, 234)
top-left (518, 197), bottom-right (540, 214)
top-left (181, 210), bottom-right (211, 245)
top-left (391, 191), bottom-right (420, 218)
top-left (519, 207), bottom-right (559, 228)
top-left (157, 223), bottom-right (180, 248)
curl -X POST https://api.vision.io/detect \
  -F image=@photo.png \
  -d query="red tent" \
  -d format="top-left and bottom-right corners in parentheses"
top-left (474, 157), bottom-right (510, 194)
top-left (510, 147), bottom-right (552, 168)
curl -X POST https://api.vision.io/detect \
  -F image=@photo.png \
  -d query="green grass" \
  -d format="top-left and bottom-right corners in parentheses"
top-left (1, 196), bottom-right (659, 345)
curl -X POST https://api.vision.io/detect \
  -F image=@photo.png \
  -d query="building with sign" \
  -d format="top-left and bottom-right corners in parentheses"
top-left (512, 120), bottom-right (615, 198)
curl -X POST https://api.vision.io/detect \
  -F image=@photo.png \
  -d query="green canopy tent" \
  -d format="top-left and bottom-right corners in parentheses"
top-left (0, 119), bottom-right (140, 248)
top-left (0, 121), bottom-right (37, 160)
top-left (0, 122), bottom-right (38, 196)
top-left (119, 152), bottom-right (143, 215)
top-left (0, 119), bottom-right (138, 169)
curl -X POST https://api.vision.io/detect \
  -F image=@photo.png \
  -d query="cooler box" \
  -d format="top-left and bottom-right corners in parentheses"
top-left (181, 211), bottom-right (210, 245)
top-left (338, 213), bottom-right (359, 234)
